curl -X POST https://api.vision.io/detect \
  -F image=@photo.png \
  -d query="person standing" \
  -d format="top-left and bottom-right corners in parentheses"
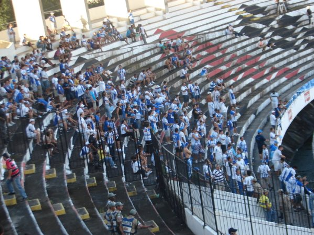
top-left (49, 12), bottom-right (57, 35)
top-left (139, 24), bottom-right (148, 44)
top-left (259, 189), bottom-right (276, 222)
top-left (115, 202), bottom-right (124, 235)
top-left (105, 202), bottom-right (117, 234)
top-left (270, 90), bottom-right (279, 109)
top-left (307, 6), bottom-right (313, 25)
top-left (3, 153), bottom-right (28, 200)
top-left (7, 23), bottom-right (15, 43)
top-left (257, 161), bottom-right (272, 189)
top-left (122, 209), bottom-right (153, 235)
top-left (272, 145), bottom-right (285, 175)
top-left (243, 170), bottom-right (254, 197)
top-left (255, 129), bottom-right (267, 159)
top-left (212, 164), bottom-right (225, 191)
top-left (128, 10), bottom-right (134, 25)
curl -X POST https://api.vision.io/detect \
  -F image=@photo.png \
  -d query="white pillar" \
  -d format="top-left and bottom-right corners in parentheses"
top-left (12, 0), bottom-right (46, 40)
top-left (145, 0), bottom-right (166, 10)
top-left (105, 0), bottom-right (128, 18)
top-left (60, 0), bottom-right (91, 31)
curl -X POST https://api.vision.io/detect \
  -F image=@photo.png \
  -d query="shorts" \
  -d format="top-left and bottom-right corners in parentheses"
top-left (258, 145), bottom-right (263, 154)
top-left (183, 95), bottom-right (189, 103)
top-left (87, 102), bottom-right (93, 109)
top-left (232, 121), bottom-right (237, 128)
top-left (65, 92), bottom-right (74, 101)
top-left (59, 94), bottom-right (66, 103)
top-left (273, 159), bottom-right (281, 171)
top-left (164, 129), bottom-right (170, 137)
top-left (194, 95), bottom-right (200, 100)
top-left (230, 98), bottom-right (236, 105)
top-left (27, 133), bottom-right (36, 139)
top-left (180, 75), bottom-right (185, 79)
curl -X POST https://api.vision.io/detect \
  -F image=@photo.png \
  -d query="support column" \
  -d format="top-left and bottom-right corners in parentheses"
top-left (105, 0), bottom-right (128, 18)
top-left (12, 0), bottom-right (46, 40)
top-left (145, 0), bottom-right (166, 11)
top-left (60, 0), bottom-right (91, 31)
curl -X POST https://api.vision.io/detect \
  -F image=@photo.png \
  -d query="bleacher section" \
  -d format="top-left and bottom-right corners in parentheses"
top-left (2, 0), bottom-right (314, 234)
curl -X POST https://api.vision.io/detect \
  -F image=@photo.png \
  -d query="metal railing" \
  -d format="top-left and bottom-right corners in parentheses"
top-left (152, 134), bottom-right (314, 235)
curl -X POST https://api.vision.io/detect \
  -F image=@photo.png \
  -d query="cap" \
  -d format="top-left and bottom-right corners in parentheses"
top-left (257, 129), bottom-right (263, 134)
top-left (278, 189), bottom-right (283, 193)
top-left (80, 104), bottom-right (84, 108)
top-left (252, 178), bottom-right (257, 182)
top-left (108, 192), bottom-right (116, 198)
top-left (263, 189), bottom-right (269, 194)
top-left (62, 109), bottom-right (68, 113)
top-left (228, 228), bottom-right (237, 233)
top-left (271, 110), bottom-right (275, 113)
top-left (130, 114), bottom-right (135, 117)
top-left (2, 153), bottom-right (9, 158)
top-left (274, 140), bottom-right (278, 144)
top-left (50, 12), bottom-right (54, 14)
top-left (29, 119), bottom-right (35, 122)
top-left (0, 100), bottom-right (4, 105)
top-left (115, 202), bottom-right (124, 206)
top-left (307, 6), bottom-right (310, 9)
top-left (296, 175), bottom-right (302, 179)
top-left (130, 209), bottom-right (137, 215)
top-left (85, 141), bottom-right (90, 145)
top-left (108, 202), bottom-right (116, 208)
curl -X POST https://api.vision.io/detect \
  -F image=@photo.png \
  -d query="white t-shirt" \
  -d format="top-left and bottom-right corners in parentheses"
top-left (180, 69), bottom-right (187, 77)
top-left (181, 86), bottom-right (188, 95)
top-left (243, 176), bottom-right (254, 192)
top-left (269, 132), bottom-right (276, 145)
top-left (214, 146), bottom-right (222, 159)
top-left (273, 149), bottom-right (282, 161)
top-left (26, 123), bottom-right (36, 138)
top-left (270, 114), bottom-right (276, 126)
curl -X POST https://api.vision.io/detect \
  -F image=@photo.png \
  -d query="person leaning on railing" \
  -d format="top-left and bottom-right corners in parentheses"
top-left (259, 189), bottom-right (276, 222)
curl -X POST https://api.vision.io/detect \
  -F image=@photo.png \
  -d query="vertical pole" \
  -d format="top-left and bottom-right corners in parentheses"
top-left (186, 159), bottom-right (194, 214)
top-left (197, 171), bottom-right (206, 227)
top-left (208, 170), bottom-right (219, 233)
top-left (246, 189), bottom-right (254, 235)
top-left (280, 192), bottom-right (289, 235)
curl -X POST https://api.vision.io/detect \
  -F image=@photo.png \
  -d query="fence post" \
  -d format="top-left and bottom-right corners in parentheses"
top-left (196, 171), bottom-right (206, 227)
top-left (208, 171), bottom-right (219, 233)
top-left (185, 158), bottom-right (194, 214)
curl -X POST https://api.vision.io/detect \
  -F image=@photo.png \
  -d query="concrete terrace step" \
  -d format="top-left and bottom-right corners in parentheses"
top-left (0, 189), bottom-right (18, 235)
top-left (24, 159), bottom-right (68, 235)
top-left (140, 12), bottom-right (156, 20)
top-left (168, 0), bottom-right (187, 8)
top-left (46, 164), bottom-right (92, 235)
top-left (67, 168), bottom-right (108, 235)
top-left (126, 181), bottom-right (174, 235)
top-left (169, 2), bottom-right (194, 12)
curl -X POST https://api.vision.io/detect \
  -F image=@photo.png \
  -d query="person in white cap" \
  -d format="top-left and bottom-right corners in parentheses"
top-left (80, 141), bottom-right (91, 162)
top-left (122, 209), bottom-right (153, 235)
top-left (270, 110), bottom-right (277, 129)
top-left (307, 6), bottom-right (313, 25)
top-left (26, 119), bottom-right (41, 145)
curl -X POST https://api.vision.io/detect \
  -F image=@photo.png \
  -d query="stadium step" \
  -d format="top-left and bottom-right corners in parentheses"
top-left (24, 164), bottom-right (35, 174)
top-left (107, 180), bottom-right (117, 192)
top-left (66, 173), bottom-right (76, 183)
top-left (29, 199), bottom-right (42, 211)
top-left (24, 159), bottom-right (67, 235)
top-left (46, 164), bottom-right (92, 234)
top-left (53, 203), bottom-right (66, 216)
top-left (67, 168), bottom-right (108, 235)
top-left (126, 181), bottom-right (175, 235)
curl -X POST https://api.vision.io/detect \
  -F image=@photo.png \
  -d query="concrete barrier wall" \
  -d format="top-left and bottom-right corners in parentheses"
top-left (278, 83), bottom-right (314, 144)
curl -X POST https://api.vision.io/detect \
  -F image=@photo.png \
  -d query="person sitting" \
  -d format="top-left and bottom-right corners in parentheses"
top-left (257, 38), bottom-right (267, 51)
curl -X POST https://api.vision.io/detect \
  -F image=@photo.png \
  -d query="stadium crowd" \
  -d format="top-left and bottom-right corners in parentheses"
top-left (1, 3), bottom-right (314, 232)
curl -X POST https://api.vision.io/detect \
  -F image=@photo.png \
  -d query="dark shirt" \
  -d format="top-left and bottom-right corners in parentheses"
top-left (255, 134), bottom-right (266, 147)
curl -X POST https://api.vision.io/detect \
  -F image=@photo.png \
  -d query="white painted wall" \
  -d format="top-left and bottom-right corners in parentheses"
top-left (145, 0), bottom-right (166, 10)
top-left (277, 85), bottom-right (314, 144)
